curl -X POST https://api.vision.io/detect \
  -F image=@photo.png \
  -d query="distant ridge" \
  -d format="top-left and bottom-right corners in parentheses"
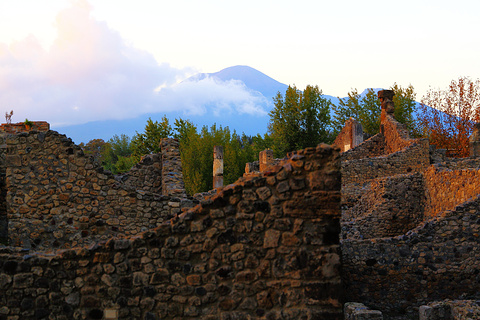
top-left (186, 65), bottom-right (289, 99)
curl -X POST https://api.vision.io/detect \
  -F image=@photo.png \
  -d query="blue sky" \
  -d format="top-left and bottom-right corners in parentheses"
top-left (0, 0), bottom-right (479, 127)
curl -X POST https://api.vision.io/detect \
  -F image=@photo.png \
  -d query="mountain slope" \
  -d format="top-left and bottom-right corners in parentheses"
top-left (186, 65), bottom-right (289, 99)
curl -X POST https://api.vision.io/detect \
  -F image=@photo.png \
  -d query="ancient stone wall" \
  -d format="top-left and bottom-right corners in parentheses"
top-left (0, 134), bottom-right (7, 244)
top-left (424, 165), bottom-right (480, 219)
top-left (244, 150), bottom-right (281, 177)
top-left (342, 195), bottom-right (480, 318)
top-left (0, 144), bottom-right (343, 319)
top-left (339, 134), bottom-right (385, 162)
top-left (420, 300), bottom-right (480, 320)
top-left (3, 132), bottom-right (191, 250)
top-left (381, 112), bottom-right (413, 154)
top-left (342, 173), bottom-right (425, 240)
top-left (333, 118), bottom-right (364, 153)
top-left (161, 139), bottom-right (187, 198)
top-left (115, 154), bottom-right (163, 194)
top-left (341, 138), bottom-right (429, 186)
top-left (0, 121), bottom-right (50, 134)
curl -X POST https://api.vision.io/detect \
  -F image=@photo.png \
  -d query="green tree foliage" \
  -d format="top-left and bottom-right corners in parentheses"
top-left (391, 83), bottom-right (417, 136)
top-left (102, 134), bottom-right (135, 174)
top-left (268, 85), bottom-right (331, 157)
top-left (332, 84), bottom-right (417, 136)
top-left (78, 139), bottom-right (108, 163)
top-left (131, 116), bottom-right (173, 158)
top-left (174, 120), bottom-right (263, 195)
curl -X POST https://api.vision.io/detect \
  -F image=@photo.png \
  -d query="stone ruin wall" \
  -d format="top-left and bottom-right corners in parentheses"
top-left (424, 164), bottom-right (480, 219)
top-left (338, 132), bottom-right (385, 162)
top-left (341, 172), bottom-right (425, 240)
top-left (0, 144), bottom-right (343, 320)
top-left (244, 149), bottom-right (281, 176)
top-left (342, 194), bottom-right (480, 318)
top-left (332, 118), bottom-right (364, 153)
top-left (341, 138), bottom-right (430, 186)
top-left (339, 90), bottom-right (480, 318)
top-left (0, 121), bottom-right (50, 134)
top-left (340, 101), bottom-right (430, 187)
top-left (381, 112), bottom-right (413, 154)
top-left (420, 300), bottom-right (480, 320)
top-left (2, 130), bottom-right (193, 250)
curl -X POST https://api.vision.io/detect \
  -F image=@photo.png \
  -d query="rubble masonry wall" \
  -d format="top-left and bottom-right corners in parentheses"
top-left (3, 131), bottom-right (190, 250)
top-left (0, 144), bottom-right (343, 319)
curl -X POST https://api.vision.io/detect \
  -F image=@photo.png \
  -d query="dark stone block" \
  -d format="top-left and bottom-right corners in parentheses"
top-left (195, 287), bottom-right (207, 296)
top-left (34, 308), bottom-right (50, 319)
top-left (3, 261), bottom-right (17, 274)
top-left (144, 286), bottom-right (156, 297)
top-left (34, 277), bottom-right (50, 288)
top-left (305, 282), bottom-right (343, 301)
top-left (365, 259), bottom-right (377, 267)
top-left (88, 309), bottom-right (104, 319)
top-left (21, 298), bottom-right (34, 310)
top-left (216, 267), bottom-right (233, 279)
top-left (253, 201), bottom-right (270, 213)
top-left (144, 312), bottom-right (158, 320)
top-left (119, 276), bottom-right (132, 288)
top-left (218, 230), bottom-right (237, 245)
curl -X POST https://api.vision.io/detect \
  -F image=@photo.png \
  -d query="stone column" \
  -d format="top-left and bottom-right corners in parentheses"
top-left (378, 89), bottom-right (395, 123)
top-left (259, 149), bottom-right (274, 172)
top-left (213, 146), bottom-right (224, 188)
top-left (470, 123), bottom-right (480, 157)
top-left (352, 119), bottom-right (364, 149)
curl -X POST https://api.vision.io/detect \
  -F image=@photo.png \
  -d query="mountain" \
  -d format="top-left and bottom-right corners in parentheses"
top-left (55, 65), bottom-right (341, 144)
top-left (56, 66), bottom-right (291, 144)
top-left (186, 65), bottom-right (289, 100)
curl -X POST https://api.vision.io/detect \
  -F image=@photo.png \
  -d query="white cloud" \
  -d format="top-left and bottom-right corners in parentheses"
top-left (0, 0), bottom-right (267, 127)
top-left (155, 76), bottom-right (269, 117)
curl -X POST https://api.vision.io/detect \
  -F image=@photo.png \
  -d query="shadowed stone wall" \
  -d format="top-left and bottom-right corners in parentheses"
top-left (2, 131), bottom-right (191, 250)
top-left (342, 195), bottom-right (480, 318)
top-left (0, 143), bottom-right (343, 319)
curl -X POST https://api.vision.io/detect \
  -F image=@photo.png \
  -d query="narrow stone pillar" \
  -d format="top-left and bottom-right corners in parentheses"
top-left (352, 119), bottom-right (364, 149)
top-left (469, 123), bottom-right (480, 157)
top-left (213, 146), bottom-right (224, 188)
top-left (259, 149), bottom-right (274, 172)
top-left (378, 89), bottom-right (395, 123)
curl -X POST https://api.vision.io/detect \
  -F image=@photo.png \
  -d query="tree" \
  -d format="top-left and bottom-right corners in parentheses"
top-left (131, 116), bottom-right (173, 158)
top-left (101, 134), bottom-right (135, 173)
top-left (418, 77), bottom-right (480, 157)
top-left (173, 119), bottom-right (262, 195)
top-left (79, 139), bottom-right (108, 164)
top-left (391, 83), bottom-right (417, 136)
top-left (268, 85), bottom-right (331, 157)
top-left (332, 84), bottom-right (417, 136)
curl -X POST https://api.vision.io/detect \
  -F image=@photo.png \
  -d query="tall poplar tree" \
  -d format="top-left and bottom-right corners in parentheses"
top-left (268, 85), bottom-right (332, 157)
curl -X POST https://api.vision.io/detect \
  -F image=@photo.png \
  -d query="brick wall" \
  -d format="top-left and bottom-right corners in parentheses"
top-left (0, 121), bottom-right (50, 134)
top-left (0, 144), bottom-right (343, 319)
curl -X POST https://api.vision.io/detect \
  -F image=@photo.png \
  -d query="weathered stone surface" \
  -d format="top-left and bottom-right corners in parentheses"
top-left (0, 138), bottom-right (342, 319)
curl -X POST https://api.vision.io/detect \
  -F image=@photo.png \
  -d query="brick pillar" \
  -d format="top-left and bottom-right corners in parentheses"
top-left (259, 149), bottom-right (274, 172)
top-left (213, 146), bottom-right (224, 188)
